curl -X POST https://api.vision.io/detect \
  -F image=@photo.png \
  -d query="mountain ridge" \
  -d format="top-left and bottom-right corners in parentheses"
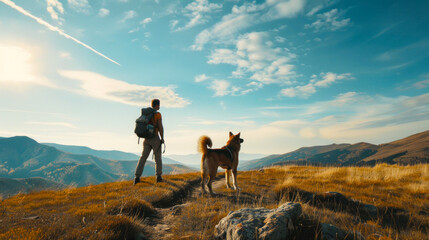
top-left (0, 136), bottom-right (194, 190)
top-left (240, 130), bottom-right (429, 170)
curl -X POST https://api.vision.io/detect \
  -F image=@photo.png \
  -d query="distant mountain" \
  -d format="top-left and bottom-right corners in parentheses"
top-left (360, 130), bottom-right (429, 165)
top-left (240, 144), bottom-right (350, 170)
top-left (0, 177), bottom-right (65, 198)
top-left (240, 130), bottom-right (429, 170)
top-left (0, 136), bottom-right (194, 189)
top-left (43, 142), bottom-right (183, 165)
top-left (43, 142), bottom-right (140, 160)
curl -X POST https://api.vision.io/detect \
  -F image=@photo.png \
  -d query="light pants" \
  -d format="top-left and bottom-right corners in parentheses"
top-left (134, 136), bottom-right (162, 178)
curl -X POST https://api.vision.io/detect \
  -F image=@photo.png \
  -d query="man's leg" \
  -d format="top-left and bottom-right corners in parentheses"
top-left (134, 141), bottom-right (152, 178)
top-left (152, 137), bottom-right (163, 182)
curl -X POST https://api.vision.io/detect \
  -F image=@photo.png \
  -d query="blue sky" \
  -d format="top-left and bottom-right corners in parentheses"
top-left (1, 0), bottom-right (428, 156)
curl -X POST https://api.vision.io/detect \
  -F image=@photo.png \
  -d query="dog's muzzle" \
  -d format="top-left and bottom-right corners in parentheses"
top-left (240, 138), bottom-right (244, 143)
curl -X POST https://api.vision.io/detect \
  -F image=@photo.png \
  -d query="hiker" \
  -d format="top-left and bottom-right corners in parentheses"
top-left (134, 99), bottom-right (164, 185)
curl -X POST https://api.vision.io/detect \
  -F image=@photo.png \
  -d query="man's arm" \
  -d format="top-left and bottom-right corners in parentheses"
top-left (157, 117), bottom-right (164, 142)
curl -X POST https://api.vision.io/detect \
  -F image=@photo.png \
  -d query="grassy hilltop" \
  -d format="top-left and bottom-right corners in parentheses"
top-left (0, 164), bottom-right (428, 240)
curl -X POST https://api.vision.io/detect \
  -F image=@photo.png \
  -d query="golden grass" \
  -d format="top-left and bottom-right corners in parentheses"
top-left (167, 164), bottom-right (428, 240)
top-left (274, 164), bottom-right (429, 212)
top-left (0, 172), bottom-right (200, 240)
top-left (1, 165), bottom-right (428, 239)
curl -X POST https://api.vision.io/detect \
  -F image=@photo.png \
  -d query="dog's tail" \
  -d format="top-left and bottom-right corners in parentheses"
top-left (198, 136), bottom-right (212, 154)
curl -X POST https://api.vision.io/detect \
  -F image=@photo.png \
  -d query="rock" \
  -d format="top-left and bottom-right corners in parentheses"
top-left (321, 223), bottom-right (349, 240)
top-left (22, 216), bottom-right (40, 220)
top-left (360, 203), bottom-right (378, 218)
top-left (258, 203), bottom-right (302, 240)
top-left (321, 223), bottom-right (365, 240)
top-left (215, 202), bottom-right (302, 240)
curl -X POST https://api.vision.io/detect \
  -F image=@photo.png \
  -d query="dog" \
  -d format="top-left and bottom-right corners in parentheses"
top-left (198, 132), bottom-right (243, 195)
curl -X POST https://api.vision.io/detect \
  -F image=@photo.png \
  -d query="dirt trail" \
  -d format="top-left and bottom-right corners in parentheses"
top-left (145, 178), bottom-right (226, 240)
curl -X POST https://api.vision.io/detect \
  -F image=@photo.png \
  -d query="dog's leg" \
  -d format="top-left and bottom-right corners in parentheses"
top-left (201, 156), bottom-right (207, 194)
top-left (225, 169), bottom-right (232, 189)
top-left (201, 173), bottom-right (207, 194)
top-left (232, 169), bottom-right (239, 191)
top-left (208, 170), bottom-right (217, 196)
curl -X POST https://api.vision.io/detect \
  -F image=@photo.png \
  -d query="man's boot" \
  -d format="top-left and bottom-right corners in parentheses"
top-left (156, 175), bottom-right (163, 183)
top-left (133, 177), bottom-right (140, 185)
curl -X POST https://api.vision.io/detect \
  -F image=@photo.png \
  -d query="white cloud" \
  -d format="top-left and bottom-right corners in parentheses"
top-left (121, 10), bottom-right (137, 23)
top-left (275, 36), bottom-right (286, 43)
top-left (195, 74), bottom-right (209, 82)
top-left (241, 92), bottom-right (429, 154)
top-left (67, 0), bottom-right (91, 14)
top-left (0, 0), bottom-right (120, 65)
top-left (376, 40), bottom-right (429, 62)
top-left (173, 0), bottom-right (222, 32)
top-left (140, 17), bottom-right (152, 27)
top-left (58, 70), bottom-right (190, 108)
top-left (210, 80), bottom-right (230, 96)
top-left (263, 0), bottom-right (306, 20)
top-left (281, 72), bottom-right (353, 98)
top-left (208, 32), bottom-right (297, 85)
top-left (170, 20), bottom-right (179, 30)
top-left (26, 121), bottom-right (77, 129)
top-left (192, 0), bottom-right (305, 50)
top-left (305, 8), bottom-right (350, 32)
top-left (59, 51), bottom-right (71, 59)
top-left (413, 79), bottom-right (429, 89)
top-left (98, 8), bottom-right (110, 17)
top-left (306, 4), bottom-right (322, 16)
top-left (46, 0), bottom-right (64, 24)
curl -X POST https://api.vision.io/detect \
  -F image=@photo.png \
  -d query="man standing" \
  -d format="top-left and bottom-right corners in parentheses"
top-left (134, 99), bottom-right (164, 185)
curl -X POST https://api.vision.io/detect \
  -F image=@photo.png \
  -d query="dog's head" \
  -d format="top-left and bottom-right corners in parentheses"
top-left (228, 132), bottom-right (244, 150)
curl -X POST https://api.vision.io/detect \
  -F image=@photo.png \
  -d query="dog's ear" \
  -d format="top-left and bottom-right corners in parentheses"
top-left (237, 132), bottom-right (241, 137)
top-left (229, 132), bottom-right (233, 137)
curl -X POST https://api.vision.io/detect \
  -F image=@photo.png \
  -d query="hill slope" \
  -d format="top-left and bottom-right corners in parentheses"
top-left (0, 177), bottom-right (65, 197)
top-left (43, 142), bottom-right (140, 160)
top-left (241, 130), bottom-right (429, 169)
top-left (0, 136), bottom-right (194, 188)
top-left (43, 142), bottom-right (184, 165)
top-left (361, 130), bottom-right (429, 165)
top-left (240, 143), bottom-right (350, 170)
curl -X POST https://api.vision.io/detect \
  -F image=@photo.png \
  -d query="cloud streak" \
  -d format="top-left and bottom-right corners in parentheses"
top-left (208, 32), bottom-right (297, 85)
top-left (192, 0), bottom-right (306, 50)
top-left (173, 0), bottom-right (222, 32)
top-left (0, 0), bottom-right (120, 66)
top-left (281, 72), bottom-right (353, 98)
top-left (305, 8), bottom-right (351, 32)
top-left (58, 70), bottom-right (190, 108)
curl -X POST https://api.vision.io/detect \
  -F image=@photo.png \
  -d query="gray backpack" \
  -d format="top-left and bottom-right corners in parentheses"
top-left (134, 107), bottom-right (157, 142)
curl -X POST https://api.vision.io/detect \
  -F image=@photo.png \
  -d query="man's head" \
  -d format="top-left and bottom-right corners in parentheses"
top-left (152, 99), bottom-right (160, 110)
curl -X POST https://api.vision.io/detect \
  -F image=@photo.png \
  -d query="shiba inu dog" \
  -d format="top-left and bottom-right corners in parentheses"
top-left (198, 132), bottom-right (243, 195)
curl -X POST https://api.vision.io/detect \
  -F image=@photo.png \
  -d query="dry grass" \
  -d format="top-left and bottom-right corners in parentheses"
top-left (274, 164), bottom-right (428, 212)
top-left (1, 164), bottom-right (428, 239)
top-left (0, 173), bottom-right (200, 240)
top-left (167, 164), bottom-right (428, 240)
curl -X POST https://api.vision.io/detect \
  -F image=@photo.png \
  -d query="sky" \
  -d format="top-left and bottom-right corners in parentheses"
top-left (1, 0), bottom-right (428, 157)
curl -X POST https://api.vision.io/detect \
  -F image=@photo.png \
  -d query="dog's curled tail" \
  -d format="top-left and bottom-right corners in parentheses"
top-left (198, 135), bottom-right (212, 154)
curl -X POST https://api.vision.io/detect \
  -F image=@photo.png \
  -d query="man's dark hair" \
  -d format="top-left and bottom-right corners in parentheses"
top-left (152, 99), bottom-right (160, 108)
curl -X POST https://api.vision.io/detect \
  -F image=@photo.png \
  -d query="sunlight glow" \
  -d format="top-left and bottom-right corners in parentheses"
top-left (0, 44), bottom-right (43, 85)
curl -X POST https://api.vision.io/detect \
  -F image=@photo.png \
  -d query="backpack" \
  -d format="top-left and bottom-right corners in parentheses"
top-left (134, 107), bottom-right (157, 142)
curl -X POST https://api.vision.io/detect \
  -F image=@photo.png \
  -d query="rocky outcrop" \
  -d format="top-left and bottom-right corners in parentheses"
top-left (214, 202), bottom-right (301, 240)
top-left (321, 223), bottom-right (365, 240)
